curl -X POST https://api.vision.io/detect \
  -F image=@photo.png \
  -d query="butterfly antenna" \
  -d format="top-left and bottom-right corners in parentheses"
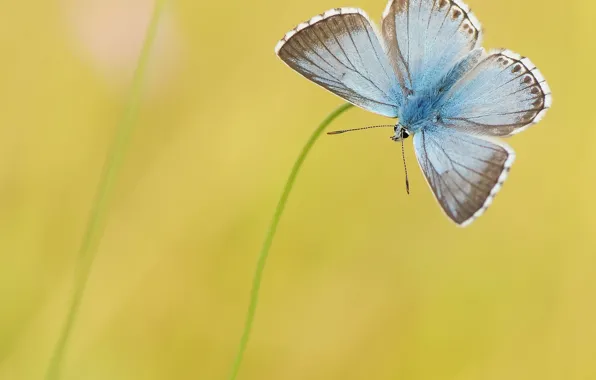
top-left (401, 135), bottom-right (410, 195)
top-left (327, 124), bottom-right (394, 135)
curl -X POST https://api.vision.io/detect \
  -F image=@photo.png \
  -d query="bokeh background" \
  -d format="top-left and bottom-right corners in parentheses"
top-left (0, 0), bottom-right (594, 379)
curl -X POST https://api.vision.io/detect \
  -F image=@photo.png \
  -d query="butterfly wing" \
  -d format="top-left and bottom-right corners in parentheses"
top-left (413, 128), bottom-right (515, 226)
top-left (439, 49), bottom-right (552, 136)
top-left (275, 8), bottom-right (404, 117)
top-left (381, 0), bottom-right (482, 93)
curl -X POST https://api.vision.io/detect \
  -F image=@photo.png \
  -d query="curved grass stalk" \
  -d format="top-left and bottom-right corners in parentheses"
top-left (43, 1), bottom-right (167, 379)
top-left (227, 102), bottom-right (354, 380)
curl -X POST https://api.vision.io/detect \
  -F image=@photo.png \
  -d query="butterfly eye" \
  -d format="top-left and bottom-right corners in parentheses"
top-left (438, 87), bottom-right (445, 93)
top-left (434, 115), bottom-right (442, 123)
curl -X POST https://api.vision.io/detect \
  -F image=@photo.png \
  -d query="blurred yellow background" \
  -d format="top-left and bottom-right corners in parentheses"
top-left (0, 0), bottom-right (594, 379)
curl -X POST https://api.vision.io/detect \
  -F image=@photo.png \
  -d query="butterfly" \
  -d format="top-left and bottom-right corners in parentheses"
top-left (274, 0), bottom-right (551, 226)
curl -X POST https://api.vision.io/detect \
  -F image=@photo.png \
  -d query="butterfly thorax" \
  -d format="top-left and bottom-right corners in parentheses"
top-left (397, 91), bottom-right (442, 135)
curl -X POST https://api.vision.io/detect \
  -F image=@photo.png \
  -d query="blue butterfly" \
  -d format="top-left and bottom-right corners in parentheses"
top-left (275, 0), bottom-right (551, 226)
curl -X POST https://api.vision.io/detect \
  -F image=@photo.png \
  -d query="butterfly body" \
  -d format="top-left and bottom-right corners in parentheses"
top-left (275, 1), bottom-right (551, 226)
top-left (397, 48), bottom-right (483, 136)
top-left (398, 93), bottom-right (439, 134)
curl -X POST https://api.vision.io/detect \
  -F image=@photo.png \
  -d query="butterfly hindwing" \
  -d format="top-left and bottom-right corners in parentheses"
top-left (275, 8), bottom-right (404, 117)
top-left (439, 49), bottom-right (552, 136)
top-left (413, 128), bottom-right (515, 226)
top-left (382, 0), bottom-right (482, 93)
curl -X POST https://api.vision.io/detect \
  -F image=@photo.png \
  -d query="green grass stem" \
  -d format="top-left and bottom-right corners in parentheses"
top-left (227, 102), bottom-right (354, 380)
top-left (43, 1), bottom-right (167, 379)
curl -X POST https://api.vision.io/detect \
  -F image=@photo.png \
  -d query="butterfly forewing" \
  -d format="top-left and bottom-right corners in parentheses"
top-left (439, 49), bottom-right (552, 136)
top-left (382, 0), bottom-right (482, 93)
top-left (275, 9), bottom-right (404, 117)
top-left (413, 129), bottom-right (514, 226)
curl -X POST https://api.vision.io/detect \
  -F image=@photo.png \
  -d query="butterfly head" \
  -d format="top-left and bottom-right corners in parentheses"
top-left (391, 124), bottom-right (410, 142)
